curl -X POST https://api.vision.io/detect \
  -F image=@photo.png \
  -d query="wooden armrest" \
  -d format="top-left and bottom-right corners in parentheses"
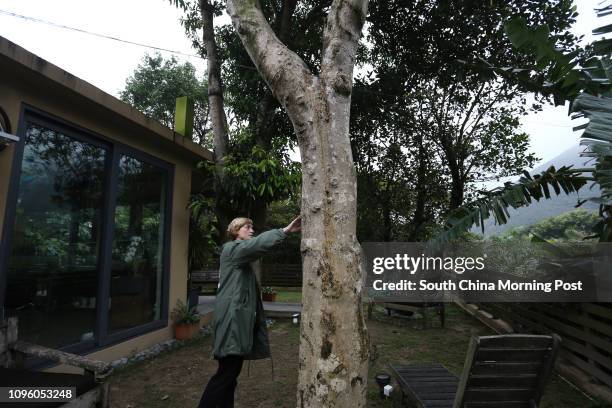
top-left (11, 340), bottom-right (112, 378)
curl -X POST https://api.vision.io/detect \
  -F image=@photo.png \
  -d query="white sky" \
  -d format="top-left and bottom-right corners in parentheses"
top-left (0, 0), bottom-right (608, 167)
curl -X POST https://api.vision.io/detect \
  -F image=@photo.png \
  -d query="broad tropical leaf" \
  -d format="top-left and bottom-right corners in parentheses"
top-left (429, 166), bottom-right (588, 248)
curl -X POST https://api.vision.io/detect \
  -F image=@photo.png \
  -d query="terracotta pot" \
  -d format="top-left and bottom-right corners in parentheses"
top-left (262, 293), bottom-right (276, 302)
top-left (174, 323), bottom-right (198, 340)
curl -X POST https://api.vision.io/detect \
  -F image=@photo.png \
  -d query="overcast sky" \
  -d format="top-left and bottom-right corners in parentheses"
top-left (0, 0), bottom-right (608, 167)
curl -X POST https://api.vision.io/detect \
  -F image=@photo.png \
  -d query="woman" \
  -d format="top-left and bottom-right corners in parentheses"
top-left (198, 215), bottom-right (301, 407)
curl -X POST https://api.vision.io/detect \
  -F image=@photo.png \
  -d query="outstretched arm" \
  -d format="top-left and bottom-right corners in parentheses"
top-left (231, 216), bottom-right (302, 263)
top-left (283, 215), bottom-right (301, 234)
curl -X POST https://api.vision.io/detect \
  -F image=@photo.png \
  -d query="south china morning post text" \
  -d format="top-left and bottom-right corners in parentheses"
top-left (361, 242), bottom-right (612, 302)
top-left (371, 253), bottom-right (582, 292)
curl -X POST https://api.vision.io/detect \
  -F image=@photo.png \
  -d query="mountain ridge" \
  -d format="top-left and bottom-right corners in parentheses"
top-left (475, 144), bottom-right (599, 237)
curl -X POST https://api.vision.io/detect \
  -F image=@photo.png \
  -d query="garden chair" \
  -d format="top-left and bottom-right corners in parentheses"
top-left (389, 334), bottom-right (560, 408)
top-left (0, 317), bottom-right (112, 407)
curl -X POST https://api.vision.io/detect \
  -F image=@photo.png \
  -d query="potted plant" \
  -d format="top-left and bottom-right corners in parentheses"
top-left (261, 286), bottom-right (277, 302)
top-left (171, 300), bottom-right (200, 340)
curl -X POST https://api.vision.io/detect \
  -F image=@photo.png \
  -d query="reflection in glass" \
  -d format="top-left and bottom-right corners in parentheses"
top-left (108, 155), bottom-right (166, 333)
top-left (6, 123), bottom-right (106, 348)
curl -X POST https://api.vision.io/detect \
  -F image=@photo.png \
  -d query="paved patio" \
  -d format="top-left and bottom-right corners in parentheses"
top-left (196, 296), bottom-right (301, 319)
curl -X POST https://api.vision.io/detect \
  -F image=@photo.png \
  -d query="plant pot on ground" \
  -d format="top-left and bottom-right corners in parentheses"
top-left (171, 299), bottom-right (200, 340)
top-left (261, 287), bottom-right (277, 302)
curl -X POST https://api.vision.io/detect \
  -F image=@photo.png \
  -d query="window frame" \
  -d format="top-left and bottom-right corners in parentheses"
top-left (0, 104), bottom-right (174, 354)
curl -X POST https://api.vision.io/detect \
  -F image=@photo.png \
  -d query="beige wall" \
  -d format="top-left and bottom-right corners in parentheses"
top-left (0, 62), bottom-right (198, 363)
top-left (0, 84), bottom-right (24, 233)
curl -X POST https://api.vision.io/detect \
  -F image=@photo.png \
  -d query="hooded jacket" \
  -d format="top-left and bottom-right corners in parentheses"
top-left (211, 228), bottom-right (287, 359)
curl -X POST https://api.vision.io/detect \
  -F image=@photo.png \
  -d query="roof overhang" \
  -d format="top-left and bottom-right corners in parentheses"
top-left (0, 35), bottom-right (212, 164)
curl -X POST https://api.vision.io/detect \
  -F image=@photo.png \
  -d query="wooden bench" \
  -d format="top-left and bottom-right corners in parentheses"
top-left (190, 270), bottom-right (219, 294)
top-left (389, 334), bottom-right (560, 408)
top-left (0, 317), bottom-right (112, 407)
top-left (190, 264), bottom-right (303, 293)
top-left (367, 301), bottom-right (445, 327)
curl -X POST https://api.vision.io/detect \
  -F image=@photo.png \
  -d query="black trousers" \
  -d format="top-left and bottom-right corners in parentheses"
top-left (198, 355), bottom-right (245, 408)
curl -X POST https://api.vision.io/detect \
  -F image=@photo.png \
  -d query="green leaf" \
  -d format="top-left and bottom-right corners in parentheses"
top-left (504, 17), bottom-right (531, 48)
top-left (593, 22), bottom-right (612, 35)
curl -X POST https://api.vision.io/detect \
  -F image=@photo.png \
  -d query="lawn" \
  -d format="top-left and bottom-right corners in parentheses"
top-left (108, 304), bottom-right (602, 407)
top-left (274, 288), bottom-right (302, 303)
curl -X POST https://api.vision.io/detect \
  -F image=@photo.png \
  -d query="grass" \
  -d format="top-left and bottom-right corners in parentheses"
top-left (366, 305), bottom-right (606, 407)
top-left (108, 303), bottom-right (607, 407)
top-left (273, 287), bottom-right (302, 303)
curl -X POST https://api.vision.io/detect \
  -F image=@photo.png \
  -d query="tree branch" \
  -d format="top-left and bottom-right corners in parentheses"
top-left (320, 0), bottom-right (368, 95)
top-left (227, 0), bottom-right (314, 114)
top-left (254, 0), bottom-right (298, 148)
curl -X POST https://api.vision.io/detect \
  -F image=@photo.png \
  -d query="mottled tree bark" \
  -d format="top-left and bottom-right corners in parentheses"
top-left (226, 0), bottom-right (370, 406)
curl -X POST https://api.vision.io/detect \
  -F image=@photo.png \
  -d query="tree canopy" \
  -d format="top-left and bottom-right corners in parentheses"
top-left (349, 0), bottom-right (579, 241)
top-left (432, 1), bottom-right (612, 244)
top-left (120, 53), bottom-right (210, 146)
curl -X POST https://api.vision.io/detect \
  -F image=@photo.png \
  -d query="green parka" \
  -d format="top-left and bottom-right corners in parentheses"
top-left (211, 228), bottom-right (287, 360)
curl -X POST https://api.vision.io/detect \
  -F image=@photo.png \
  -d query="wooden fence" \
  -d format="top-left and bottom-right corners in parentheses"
top-left (479, 302), bottom-right (612, 390)
top-left (261, 264), bottom-right (302, 287)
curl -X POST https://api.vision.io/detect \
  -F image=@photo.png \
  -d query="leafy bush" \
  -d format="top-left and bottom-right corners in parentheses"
top-left (171, 300), bottom-right (200, 325)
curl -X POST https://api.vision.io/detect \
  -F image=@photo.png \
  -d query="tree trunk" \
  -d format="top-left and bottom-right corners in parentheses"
top-left (441, 140), bottom-right (465, 211)
top-left (200, 0), bottom-right (233, 234)
top-left (448, 161), bottom-right (464, 211)
top-left (382, 195), bottom-right (392, 241)
top-left (226, 0), bottom-right (370, 406)
top-left (200, 0), bottom-right (229, 165)
top-left (295, 89), bottom-right (370, 407)
top-left (409, 134), bottom-right (427, 240)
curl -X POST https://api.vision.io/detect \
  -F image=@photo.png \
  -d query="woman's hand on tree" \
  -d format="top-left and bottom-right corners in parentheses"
top-left (283, 216), bottom-right (301, 234)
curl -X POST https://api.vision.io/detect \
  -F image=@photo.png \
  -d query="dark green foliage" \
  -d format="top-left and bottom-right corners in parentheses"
top-left (188, 193), bottom-right (219, 269)
top-left (120, 53), bottom-right (210, 147)
top-left (178, 0), bottom-right (329, 153)
top-left (366, 0), bottom-right (579, 87)
top-left (498, 209), bottom-right (600, 241)
top-left (194, 140), bottom-right (301, 221)
top-left (219, 144), bottom-right (301, 205)
top-left (433, 1), bottom-right (612, 244)
top-left (166, 0), bottom-right (583, 244)
top-left (351, 0), bottom-right (578, 241)
top-left (166, 0), bottom-right (309, 246)
top-left (171, 299), bottom-right (200, 325)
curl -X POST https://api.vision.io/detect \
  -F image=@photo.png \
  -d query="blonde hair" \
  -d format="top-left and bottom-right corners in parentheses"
top-left (226, 217), bottom-right (253, 240)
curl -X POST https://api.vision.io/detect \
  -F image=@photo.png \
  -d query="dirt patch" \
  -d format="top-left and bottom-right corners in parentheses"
top-left (108, 305), bottom-right (598, 407)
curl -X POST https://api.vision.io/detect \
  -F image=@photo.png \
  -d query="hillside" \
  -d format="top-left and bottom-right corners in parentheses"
top-left (475, 144), bottom-right (600, 237)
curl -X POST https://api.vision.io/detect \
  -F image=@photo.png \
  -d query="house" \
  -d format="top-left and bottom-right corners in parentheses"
top-left (0, 35), bottom-right (212, 364)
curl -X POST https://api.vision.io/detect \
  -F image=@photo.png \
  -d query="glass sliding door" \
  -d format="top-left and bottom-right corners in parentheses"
top-left (108, 154), bottom-right (167, 333)
top-left (5, 121), bottom-right (107, 348)
top-left (1, 109), bottom-right (173, 353)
